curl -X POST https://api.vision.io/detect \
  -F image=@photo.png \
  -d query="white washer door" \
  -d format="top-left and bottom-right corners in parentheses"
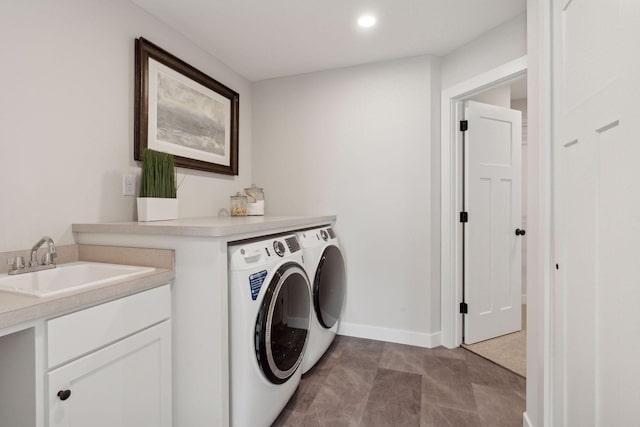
top-left (254, 262), bottom-right (310, 384)
top-left (313, 245), bottom-right (346, 329)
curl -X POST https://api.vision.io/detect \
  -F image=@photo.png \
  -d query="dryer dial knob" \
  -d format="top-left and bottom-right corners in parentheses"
top-left (273, 241), bottom-right (286, 257)
top-left (320, 230), bottom-right (329, 241)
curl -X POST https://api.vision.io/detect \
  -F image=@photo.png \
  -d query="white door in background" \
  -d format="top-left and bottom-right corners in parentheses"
top-left (552, 1), bottom-right (640, 425)
top-left (464, 100), bottom-right (522, 344)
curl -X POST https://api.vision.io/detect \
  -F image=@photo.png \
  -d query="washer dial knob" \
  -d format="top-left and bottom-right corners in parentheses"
top-left (273, 241), bottom-right (286, 257)
top-left (320, 230), bottom-right (329, 241)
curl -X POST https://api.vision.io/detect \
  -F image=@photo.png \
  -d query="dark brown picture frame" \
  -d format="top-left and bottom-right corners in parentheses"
top-left (135, 37), bottom-right (239, 175)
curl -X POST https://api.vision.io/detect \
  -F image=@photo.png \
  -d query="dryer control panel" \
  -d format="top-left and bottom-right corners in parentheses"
top-left (296, 226), bottom-right (338, 249)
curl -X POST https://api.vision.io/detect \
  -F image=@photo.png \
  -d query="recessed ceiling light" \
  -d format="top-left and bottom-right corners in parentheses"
top-left (357, 15), bottom-right (376, 28)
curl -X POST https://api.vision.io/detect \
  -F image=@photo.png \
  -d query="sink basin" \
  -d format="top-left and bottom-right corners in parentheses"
top-left (0, 262), bottom-right (156, 298)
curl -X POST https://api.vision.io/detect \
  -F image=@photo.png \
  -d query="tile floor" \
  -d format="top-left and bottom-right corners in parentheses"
top-left (272, 336), bottom-right (526, 427)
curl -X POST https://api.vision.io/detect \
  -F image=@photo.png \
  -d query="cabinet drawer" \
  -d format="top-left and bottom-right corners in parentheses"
top-left (47, 285), bottom-right (170, 368)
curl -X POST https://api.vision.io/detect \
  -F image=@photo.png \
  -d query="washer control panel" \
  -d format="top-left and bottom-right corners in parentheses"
top-left (228, 234), bottom-right (301, 269)
top-left (320, 229), bottom-right (329, 241)
top-left (285, 236), bottom-right (301, 253)
top-left (273, 241), bottom-right (286, 257)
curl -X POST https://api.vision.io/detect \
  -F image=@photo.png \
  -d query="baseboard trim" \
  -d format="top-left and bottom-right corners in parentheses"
top-left (523, 412), bottom-right (533, 427)
top-left (337, 322), bottom-right (441, 348)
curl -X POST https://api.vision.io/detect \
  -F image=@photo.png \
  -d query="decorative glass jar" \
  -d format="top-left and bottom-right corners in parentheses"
top-left (244, 184), bottom-right (265, 216)
top-left (230, 192), bottom-right (248, 216)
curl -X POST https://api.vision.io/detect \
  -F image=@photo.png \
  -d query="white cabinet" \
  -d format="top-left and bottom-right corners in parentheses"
top-left (74, 216), bottom-right (335, 426)
top-left (46, 285), bottom-right (172, 427)
top-left (47, 321), bottom-right (171, 427)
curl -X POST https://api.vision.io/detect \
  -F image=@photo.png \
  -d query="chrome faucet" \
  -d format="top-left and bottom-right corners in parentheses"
top-left (7, 236), bottom-right (58, 275)
top-left (30, 236), bottom-right (57, 267)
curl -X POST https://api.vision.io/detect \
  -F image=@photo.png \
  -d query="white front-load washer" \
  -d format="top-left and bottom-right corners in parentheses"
top-left (296, 226), bottom-right (346, 374)
top-left (228, 234), bottom-right (311, 427)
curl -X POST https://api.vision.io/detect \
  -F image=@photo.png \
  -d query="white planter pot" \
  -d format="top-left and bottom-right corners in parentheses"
top-left (137, 198), bottom-right (179, 222)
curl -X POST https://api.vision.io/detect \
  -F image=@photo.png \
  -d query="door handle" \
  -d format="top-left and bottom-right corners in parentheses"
top-left (57, 389), bottom-right (71, 401)
top-left (515, 229), bottom-right (526, 236)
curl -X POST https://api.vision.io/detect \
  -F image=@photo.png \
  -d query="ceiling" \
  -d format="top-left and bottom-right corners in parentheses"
top-left (132, 0), bottom-right (526, 82)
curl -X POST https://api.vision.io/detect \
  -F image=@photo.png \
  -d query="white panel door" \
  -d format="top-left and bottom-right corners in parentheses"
top-left (552, 0), bottom-right (640, 426)
top-left (464, 100), bottom-right (522, 344)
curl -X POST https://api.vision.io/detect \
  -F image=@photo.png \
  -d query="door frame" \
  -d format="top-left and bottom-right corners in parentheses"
top-left (440, 55), bottom-right (527, 348)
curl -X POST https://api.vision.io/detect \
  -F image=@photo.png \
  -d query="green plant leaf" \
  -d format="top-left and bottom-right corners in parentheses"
top-left (139, 149), bottom-right (177, 198)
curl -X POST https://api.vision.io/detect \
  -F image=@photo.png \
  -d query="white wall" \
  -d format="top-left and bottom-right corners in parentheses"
top-left (253, 56), bottom-right (441, 345)
top-left (0, 0), bottom-right (252, 252)
top-left (251, 12), bottom-right (526, 345)
top-left (471, 84), bottom-right (512, 108)
top-left (441, 13), bottom-right (527, 89)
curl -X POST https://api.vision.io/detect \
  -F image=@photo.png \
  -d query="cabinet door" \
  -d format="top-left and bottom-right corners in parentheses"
top-left (48, 320), bottom-right (171, 427)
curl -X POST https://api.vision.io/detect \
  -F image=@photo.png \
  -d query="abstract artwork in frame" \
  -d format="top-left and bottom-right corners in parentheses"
top-left (135, 37), bottom-right (239, 175)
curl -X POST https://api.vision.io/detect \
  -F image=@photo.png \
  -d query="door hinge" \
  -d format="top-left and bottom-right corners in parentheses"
top-left (460, 302), bottom-right (468, 314)
top-left (460, 211), bottom-right (468, 223)
top-left (460, 120), bottom-right (468, 132)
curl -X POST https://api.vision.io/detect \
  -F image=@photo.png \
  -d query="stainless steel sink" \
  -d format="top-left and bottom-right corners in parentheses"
top-left (0, 262), bottom-right (155, 297)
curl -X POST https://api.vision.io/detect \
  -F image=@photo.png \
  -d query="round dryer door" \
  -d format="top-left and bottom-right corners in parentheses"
top-left (314, 245), bottom-right (346, 329)
top-left (255, 262), bottom-right (311, 384)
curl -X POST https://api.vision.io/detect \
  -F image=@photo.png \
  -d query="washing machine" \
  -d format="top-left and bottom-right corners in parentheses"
top-left (296, 226), bottom-right (346, 374)
top-left (228, 234), bottom-right (311, 427)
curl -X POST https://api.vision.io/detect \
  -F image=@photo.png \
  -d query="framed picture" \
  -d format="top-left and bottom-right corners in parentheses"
top-left (135, 37), bottom-right (239, 175)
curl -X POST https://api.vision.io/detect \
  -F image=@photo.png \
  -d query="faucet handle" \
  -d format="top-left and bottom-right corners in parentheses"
top-left (42, 252), bottom-right (57, 266)
top-left (8, 256), bottom-right (26, 270)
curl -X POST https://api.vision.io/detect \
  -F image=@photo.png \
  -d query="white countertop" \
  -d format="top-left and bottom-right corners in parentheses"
top-left (0, 245), bottom-right (175, 332)
top-left (0, 267), bottom-right (173, 331)
top-left (72, 215), bottom-right (336, 237)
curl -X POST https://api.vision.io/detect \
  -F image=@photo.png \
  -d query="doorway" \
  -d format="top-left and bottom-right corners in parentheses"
top-left (459, 78), bottom-right (528, 377)
top-left (439, 56), bottom-right (530, 360)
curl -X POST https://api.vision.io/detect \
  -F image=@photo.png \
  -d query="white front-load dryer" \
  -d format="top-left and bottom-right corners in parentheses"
top-left (296, 226), bottom-right (346, 374)
top-left (228, 234), bottom-right (311, 427)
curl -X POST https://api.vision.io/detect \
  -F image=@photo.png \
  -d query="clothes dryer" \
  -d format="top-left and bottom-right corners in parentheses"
top-left (295, 226), bottom-right (346, 374)
top-left (228, 235), bottom-right (311, 427)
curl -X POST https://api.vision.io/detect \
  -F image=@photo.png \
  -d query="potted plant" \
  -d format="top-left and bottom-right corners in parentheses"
top-left (137, 149), bottom-right (179, 221)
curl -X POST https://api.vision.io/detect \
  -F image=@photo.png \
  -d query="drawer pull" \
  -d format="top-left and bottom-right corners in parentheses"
top-left (57, 390), bottom-right (71, 401)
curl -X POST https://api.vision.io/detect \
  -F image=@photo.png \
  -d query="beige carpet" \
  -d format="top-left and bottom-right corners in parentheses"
top-left (462, 305), bottom-right (526, 378)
